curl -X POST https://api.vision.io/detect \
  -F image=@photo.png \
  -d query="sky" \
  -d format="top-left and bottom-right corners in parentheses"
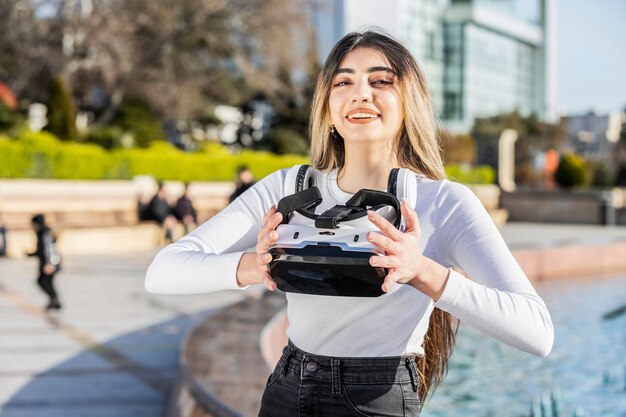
top-left (557, 0), bottom-right (626, 115)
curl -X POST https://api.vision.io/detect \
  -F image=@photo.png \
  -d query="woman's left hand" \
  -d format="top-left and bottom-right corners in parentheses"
top-left (367, 199), bottom-right (425, 293)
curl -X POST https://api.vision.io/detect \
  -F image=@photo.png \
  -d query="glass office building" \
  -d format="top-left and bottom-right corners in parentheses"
top-left (311, 0), bottom-right (556, 132)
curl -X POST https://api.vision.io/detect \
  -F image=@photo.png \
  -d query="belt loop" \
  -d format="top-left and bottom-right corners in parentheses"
top-left (405, 357), bottom-right (418, 393)
top-left (280, 344), bottom-right (295, 377)
top-left (331, 358), bottom-right (341, 395)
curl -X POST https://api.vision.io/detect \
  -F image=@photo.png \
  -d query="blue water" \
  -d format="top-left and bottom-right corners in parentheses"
top-left (423, 275), bottom-right (626, 417)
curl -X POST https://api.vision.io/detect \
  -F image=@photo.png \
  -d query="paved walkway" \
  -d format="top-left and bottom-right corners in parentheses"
top-left (0, 251), bottom-right (247, 417)
top-left (0, 223), bottom-right (625, 417)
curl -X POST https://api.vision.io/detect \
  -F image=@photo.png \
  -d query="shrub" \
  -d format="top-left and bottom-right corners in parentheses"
top-left (554, 153), bottom-right (588, 189)
top-left (445, 164), bottom-right (496, 184)
top-left (590, 162), bottom-right (613, 188)
top-left (0, 130), bottom-right (498, 185)
top-left (0, 135), bottom-right (31, 178)
top-left (109, 143), bottom-right (308, 181)
top-left (8, 130), bottom-right (110, 179)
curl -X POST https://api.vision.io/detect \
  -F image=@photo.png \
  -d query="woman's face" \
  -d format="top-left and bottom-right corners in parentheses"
top-left (328, 47), bottom-right (403, 147)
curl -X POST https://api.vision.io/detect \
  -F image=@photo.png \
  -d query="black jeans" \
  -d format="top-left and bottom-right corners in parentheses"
top-left (259, 340), bottom-right (421, 417)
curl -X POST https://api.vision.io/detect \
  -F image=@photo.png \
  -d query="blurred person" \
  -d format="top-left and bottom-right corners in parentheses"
top-left (229, 165), bottom-right (256, 203)
top-left (174, 183), bottom-right (198, 234)
top-left (146, 31), bottom-right (553, 416)
top-left (0, 221), bottom-right (7, 257)
top-left (144, 182), bottom-right (176, 244)
top-left (28, 214), bottom-right (62, 310)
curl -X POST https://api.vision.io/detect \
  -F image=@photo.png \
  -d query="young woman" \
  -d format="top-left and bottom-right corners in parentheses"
top-left (145, 31), bottom-right (554, 416)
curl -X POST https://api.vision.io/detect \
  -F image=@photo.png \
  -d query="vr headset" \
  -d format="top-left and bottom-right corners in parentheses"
top-left (268, 164), bottom-right (417, 297)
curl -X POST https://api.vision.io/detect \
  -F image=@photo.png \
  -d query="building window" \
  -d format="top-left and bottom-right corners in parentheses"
top-left (443, 92), bottom-right (462, 120)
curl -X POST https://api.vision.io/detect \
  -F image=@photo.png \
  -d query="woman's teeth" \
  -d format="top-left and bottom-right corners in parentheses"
top-left (347, 113), bottom-right (378, 119)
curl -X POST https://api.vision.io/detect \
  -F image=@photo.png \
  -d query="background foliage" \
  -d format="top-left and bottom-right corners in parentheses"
top-left (0, 130), bottom-right (494, 184)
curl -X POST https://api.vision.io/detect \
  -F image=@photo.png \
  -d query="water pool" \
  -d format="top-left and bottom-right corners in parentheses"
top-left (423, 275), bottom-right (626, 417)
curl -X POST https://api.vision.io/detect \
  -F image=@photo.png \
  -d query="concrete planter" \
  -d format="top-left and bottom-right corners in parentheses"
top-left (467, 184), bottom-right (508, 227)
top-left (500, 188), bottom-right (625, 225)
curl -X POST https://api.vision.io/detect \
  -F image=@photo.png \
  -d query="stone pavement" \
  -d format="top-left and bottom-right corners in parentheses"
top-left (0, 251), bottom-right (247, 417)
top-left (0, 223), bottom-right (625, 417)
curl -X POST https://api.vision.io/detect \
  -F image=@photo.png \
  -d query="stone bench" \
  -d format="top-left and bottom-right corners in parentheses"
top-left (0, 178), bottom-right (234, 256)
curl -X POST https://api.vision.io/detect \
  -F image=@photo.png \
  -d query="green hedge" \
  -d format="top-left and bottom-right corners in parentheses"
top-left (0, 130), bottom-right (308, 181)
top-left (0, 130), bottom-right (495, 184)
top-left (0, 130), bottom-right (110, 179)
top-left (445, 164), bottom-right (495, 184)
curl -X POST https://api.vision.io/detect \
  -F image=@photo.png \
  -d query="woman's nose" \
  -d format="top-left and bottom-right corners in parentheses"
top-left (351, 81), bottom-right (372, 103)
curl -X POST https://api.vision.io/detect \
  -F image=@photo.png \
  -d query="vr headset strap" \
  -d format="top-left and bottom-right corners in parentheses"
top-left (315, 189), bottom-right (401, 229)
top-left (347, 189), bottom-right (401, 228)
top-left (315, 206), bottom-right (360, 229)
top-left (277, 186), bottom-right (322, 224)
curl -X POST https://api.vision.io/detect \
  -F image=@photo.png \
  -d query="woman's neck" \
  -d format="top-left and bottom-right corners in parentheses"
top-left (337, 144), bottom-right (398, 193)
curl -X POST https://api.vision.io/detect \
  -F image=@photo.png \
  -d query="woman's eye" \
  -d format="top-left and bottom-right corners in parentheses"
top-left (333, 81), bottom-right (350, 87)
top-left (371, 79), bottom-right (393, 86)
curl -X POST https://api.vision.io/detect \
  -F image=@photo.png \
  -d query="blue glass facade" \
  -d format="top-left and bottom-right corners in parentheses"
top-left (312, 0), bottom-right (552, 132)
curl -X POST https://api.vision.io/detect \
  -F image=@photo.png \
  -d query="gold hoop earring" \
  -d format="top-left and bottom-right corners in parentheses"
top-left (330, 124), bottom-right (335, 134)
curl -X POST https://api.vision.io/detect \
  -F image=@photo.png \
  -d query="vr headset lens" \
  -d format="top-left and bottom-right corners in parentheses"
top-left (269, 245), bottom-right (386, 297)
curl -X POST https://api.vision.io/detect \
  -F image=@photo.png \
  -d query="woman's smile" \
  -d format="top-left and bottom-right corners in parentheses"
top-left (346, 107), bottom-right (381, 124)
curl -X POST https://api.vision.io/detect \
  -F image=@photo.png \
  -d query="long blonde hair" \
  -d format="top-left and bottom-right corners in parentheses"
top-left (309, 30), bottom-right (458, 407)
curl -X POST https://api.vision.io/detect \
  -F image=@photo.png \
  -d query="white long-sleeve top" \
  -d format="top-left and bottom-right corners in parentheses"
top-left (145, 168), bottom-right (554, 357)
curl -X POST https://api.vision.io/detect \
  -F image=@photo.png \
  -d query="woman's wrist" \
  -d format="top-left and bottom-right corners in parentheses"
top-left (409, 256), bottom-right (450, 302)
top-left (236, 252), bottom-right (260, 287)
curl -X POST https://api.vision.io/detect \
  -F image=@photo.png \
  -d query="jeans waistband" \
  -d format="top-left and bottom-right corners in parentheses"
top-left (278, 340), bottom-right (419, 391)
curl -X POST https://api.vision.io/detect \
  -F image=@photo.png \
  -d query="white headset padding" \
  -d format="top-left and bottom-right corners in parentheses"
top-left (287, 210), bottom-right (315, 226)
top-left (284, 164), bottom-right (315, 196)
top-left (394, 169), bottom-right (417, 209)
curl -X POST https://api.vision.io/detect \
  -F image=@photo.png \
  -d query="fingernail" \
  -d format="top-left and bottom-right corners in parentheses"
top-left (274, 212), bottom-right (282, 220)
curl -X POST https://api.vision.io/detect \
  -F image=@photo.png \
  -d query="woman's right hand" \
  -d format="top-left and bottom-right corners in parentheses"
top-left (236, 205), bottom-right (282, 290)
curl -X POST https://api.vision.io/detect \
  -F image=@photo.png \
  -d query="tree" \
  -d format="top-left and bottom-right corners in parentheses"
top-left (1, 0), bottom-right (315, 131)
top-left (45, 76), bottom-right (78, 141)
top-left (111, 95), bottom-right (165, 148)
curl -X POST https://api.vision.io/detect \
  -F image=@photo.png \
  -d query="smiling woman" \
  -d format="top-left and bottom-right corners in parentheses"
top-left (145, 30), bottom-right (554, 417)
